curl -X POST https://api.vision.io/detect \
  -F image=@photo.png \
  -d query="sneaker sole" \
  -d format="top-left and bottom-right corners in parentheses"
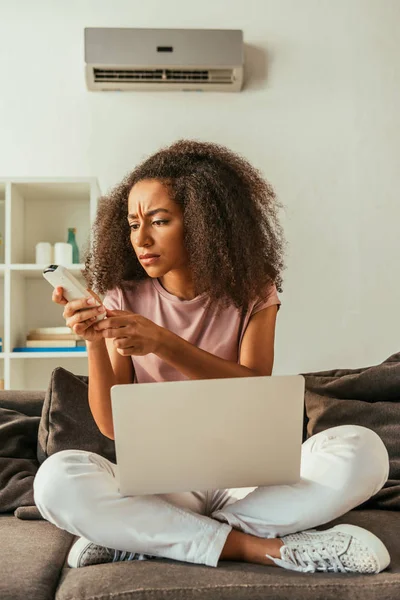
top-left (331, 524), bottom-right (391, 573)
top-left (68, 536), bottom-right (97, 568)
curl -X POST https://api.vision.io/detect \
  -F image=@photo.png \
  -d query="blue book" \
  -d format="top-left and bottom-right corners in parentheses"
top-left (12, 347), bottom-right (87, 353)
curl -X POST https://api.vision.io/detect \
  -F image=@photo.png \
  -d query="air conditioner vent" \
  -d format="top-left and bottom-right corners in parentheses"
top-left (94, 69), bottom-right (163, 81)
top-left (93, 68), bottom-right (234, 84)
top-left (166, 69), bottom-right (208, 81)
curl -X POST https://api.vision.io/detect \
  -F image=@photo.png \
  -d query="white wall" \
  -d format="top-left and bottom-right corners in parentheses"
top-left (1, 0), bottom-right (399, 374)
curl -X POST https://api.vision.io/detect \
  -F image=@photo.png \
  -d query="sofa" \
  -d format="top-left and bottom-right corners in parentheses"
top-left (1, 352), bottom-right (400, 600)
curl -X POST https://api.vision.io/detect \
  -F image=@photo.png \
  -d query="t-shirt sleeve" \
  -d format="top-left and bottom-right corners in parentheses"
top-left (102, 287), bottom-right (121, 311)
top-left (251, 283), bottom-right (281, 317)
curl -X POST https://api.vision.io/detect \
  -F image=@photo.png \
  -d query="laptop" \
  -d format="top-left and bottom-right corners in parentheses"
top-left (110, 375), bottom-right (305, 496)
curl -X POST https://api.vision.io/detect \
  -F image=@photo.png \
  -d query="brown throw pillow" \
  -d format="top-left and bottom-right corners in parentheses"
top-left (37, 367), bottom-right (116, 464)
top-left (302, 351), bottom-right (400, 510)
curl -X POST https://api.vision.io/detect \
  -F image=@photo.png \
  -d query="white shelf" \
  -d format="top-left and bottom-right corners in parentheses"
top-left (0, 177), bottom-right (100, 390)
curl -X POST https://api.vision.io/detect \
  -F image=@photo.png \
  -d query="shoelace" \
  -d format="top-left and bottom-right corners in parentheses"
top-left (273, 542), bottom-right (347, 573)
top-left (112, 550), bottom-right (152, 562)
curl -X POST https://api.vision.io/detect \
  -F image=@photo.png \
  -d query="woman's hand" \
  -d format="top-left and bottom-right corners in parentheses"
top-left (52, 286), bottom-right (108, 343)
top-left (93, 310), bottom-right (164, 356)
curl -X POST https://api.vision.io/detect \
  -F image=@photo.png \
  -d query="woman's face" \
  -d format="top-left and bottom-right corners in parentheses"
top-left (127, 179), bottom-right (189, 276)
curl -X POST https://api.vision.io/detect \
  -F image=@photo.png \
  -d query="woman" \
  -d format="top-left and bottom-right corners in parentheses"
top-left (33, 140), bottom-right (390, 574)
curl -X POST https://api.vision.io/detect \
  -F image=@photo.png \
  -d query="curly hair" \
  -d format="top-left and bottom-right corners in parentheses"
top-left (83, 139), bottom-right (287, 313)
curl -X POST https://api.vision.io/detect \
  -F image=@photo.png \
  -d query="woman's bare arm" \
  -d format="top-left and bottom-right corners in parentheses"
top-left (87, 337), bottom-right (134, 439)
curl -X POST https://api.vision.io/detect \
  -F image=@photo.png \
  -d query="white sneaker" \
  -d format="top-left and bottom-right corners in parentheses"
top-left (67, 536), bottom-right (158, 568)
top-left (266, 524), bottom-right (391, 574)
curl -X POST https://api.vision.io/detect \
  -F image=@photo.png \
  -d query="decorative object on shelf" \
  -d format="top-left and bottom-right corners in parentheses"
top-left (23, 326), bottom-right (86, 350)
top-left (27, 326), bottom-right (84, 341)
top-left (13, 347), bottom-right (86, 352)
top-left (54, 242), bottom-right (72, 265)
top-left (67, 227), bottom-right (80, 264)
top-left (26, 340), bottom-right (86, 348)
top-left (35, 242), bottom-right (53, 264)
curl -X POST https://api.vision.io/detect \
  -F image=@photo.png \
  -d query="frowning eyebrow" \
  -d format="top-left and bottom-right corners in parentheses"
top-left (128, 208), bottom-right (171, 220)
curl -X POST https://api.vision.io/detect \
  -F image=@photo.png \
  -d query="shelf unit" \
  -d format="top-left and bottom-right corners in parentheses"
top-left (0, 178), bottom-right (101, 390)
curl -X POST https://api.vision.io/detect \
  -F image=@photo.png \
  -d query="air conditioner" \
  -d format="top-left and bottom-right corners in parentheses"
top-left (84, 28), bottom-right (244, 92)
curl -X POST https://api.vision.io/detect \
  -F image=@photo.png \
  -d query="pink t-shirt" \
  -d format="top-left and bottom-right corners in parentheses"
top-left (103, 278), bottom-right (281, 383)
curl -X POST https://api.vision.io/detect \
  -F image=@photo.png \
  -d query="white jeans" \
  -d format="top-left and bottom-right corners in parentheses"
top-left (33, 424), bottom-right (390, 567)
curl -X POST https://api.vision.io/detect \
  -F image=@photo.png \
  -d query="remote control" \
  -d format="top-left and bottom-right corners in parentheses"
top-left (43, 265), bottom-right (106, 322)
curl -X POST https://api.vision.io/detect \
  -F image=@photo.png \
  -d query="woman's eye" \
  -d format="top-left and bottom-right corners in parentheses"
top-left (129, 220), bottom-right (169, 230)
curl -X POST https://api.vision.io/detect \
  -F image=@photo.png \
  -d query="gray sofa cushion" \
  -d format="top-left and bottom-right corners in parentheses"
top-left (0, 390), bottom-right (44, 416)
top-left (37, 366), bottom-right (116, 464)
top-left (304, 351), bottom-right (400, 510)
top-left (0, 514), bottom-right (74, 600)
top-left (54, 510), bottom-right (400, 600)
top-left (0, 391), bottom-right (44, 513)
top-left (0, 456), bottom-right (38, 512)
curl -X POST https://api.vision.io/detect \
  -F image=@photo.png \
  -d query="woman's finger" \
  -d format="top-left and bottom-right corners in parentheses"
top-left (66, 306), bottom-right (104, 324)
top-left (52, 286), bottom-right (68, 305)
top-left (71, 317), bottom-right (98, 334)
